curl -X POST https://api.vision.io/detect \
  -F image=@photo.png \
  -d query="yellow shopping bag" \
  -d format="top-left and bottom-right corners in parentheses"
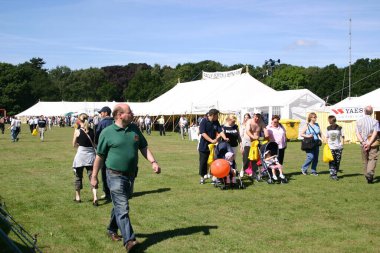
top-left (248, 140), bottom-right (259, 161)
top-left (322, 144), bottom-right (334, 163)
top-left (32, 128), bottom-right (38, 136)
top-left (207, 144), bottom-right (216, 166)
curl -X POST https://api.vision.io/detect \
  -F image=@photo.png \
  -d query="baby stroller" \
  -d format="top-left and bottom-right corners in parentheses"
top-left (212, 141), bottom-right (245, 190)
top-left (258, 141), bottom-right (288, 184)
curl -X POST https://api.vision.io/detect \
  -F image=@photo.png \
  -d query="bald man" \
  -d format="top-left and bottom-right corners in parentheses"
top-left (91, 103), bottom-right (161, 251)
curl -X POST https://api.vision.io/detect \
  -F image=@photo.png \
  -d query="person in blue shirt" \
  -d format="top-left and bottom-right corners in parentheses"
top-left (300, 112), bottom-right (323, 176)
top-left (198, 109), bottom-right (228, 184)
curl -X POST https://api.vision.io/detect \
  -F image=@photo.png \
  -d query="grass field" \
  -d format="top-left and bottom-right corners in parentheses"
top-left (1, 125), bottom-right (379, 253)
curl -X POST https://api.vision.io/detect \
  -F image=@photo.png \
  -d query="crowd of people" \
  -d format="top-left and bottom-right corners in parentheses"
top-left (197, 106), bottom-right (379, 188)
top-left (1, 104), bottom-right (378, 252)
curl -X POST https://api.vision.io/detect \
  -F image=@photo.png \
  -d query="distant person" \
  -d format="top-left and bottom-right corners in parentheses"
top-left (325, 115), bottom-right (344, 181)
top-left (355, 106), bottom-right (379, 184)
top-left (300, 112), bottom-right (322, 176)
top-left (9, 116), bottom-right (21, 142)
top-left (37, 115), bottom-right (47, 142)
top-left (91, 103), bottom-right (161, 252)
top-left (28, 117), bottom-right (34, 133)
top-left (179, 115), bottom-right (187, 139)
top-left (144, 115), bottom-right (151, 135)
top-left (0, 116), bottom-right (4, 134)
top-left (158, 115), bottom-right (166, 136)
top-left (72, 113), bottom-right (97, 205)
top-left (138, 116), bottom-right (144, 132)
top-left (95, 106), bottom-right (113, 201)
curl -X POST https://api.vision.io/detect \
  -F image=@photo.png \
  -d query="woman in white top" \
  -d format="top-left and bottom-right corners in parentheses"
top-left (325, 115), bottom-right (344, 180)
top-left (267, 115), bottom-right (287, 165)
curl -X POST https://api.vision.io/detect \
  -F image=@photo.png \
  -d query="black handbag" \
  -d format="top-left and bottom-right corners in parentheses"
top-left (301, 137), bottom-right (315, 151)
top-left (301, 124), bottom-right (321, 151)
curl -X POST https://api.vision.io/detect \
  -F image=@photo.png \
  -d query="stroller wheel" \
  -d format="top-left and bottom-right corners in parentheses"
top-left (281, 178), bottom-right (288, 184)
top-left (267, 179), bottom-right (273, 184)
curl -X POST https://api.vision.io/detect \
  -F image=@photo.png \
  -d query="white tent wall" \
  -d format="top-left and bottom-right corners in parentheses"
top-left (16, 101), bottom-right (152, 118)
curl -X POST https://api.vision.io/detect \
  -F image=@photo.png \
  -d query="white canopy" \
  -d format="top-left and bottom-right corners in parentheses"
top-left (333, 88), bottom-right (380, 111)
top-left (16, 72), bottom-right (325, 121)
top-left (147, 73), bottom-right (277, 115)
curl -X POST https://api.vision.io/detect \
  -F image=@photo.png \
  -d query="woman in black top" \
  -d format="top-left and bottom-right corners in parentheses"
top-left (72, 113), bottom-right (98, 206)
top-left (222, 114), bottom-right (242, 157)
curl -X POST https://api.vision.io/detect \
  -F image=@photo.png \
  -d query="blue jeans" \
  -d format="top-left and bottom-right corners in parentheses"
top-left (301, 146), bottom-right (319, 173)
top-left (106, 169), bottom-right (135, 246)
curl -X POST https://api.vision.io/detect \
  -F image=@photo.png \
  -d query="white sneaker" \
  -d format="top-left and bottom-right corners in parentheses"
top-left (280, 174), bottom-right (285, 179)
top-left (240, 170), bottom-right (244, 178)
top-left (272, 175), bottom-right (278, 181)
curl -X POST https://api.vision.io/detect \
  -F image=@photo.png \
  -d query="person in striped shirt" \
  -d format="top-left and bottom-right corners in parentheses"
top-left (355, 106), bottom-right (379, 184)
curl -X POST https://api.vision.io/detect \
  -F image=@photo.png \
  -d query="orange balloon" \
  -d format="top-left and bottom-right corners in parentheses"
top-left (210, 159), bottom-right (230, 178)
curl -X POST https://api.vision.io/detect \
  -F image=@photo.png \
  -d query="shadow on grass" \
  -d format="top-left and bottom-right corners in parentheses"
top-left (338, 173), bottom-right (362, 179)
top-left (97, 188), bottom-right (172, 206)
top-left (135, 225), bottom-right (218, 252)
top-left (133, 188), bottom-right (171, 198)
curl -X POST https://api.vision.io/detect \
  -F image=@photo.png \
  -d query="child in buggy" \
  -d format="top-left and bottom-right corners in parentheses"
top-left (212, 141), bottom-right (245, 189)
top-left (259, 141), bottom-right (287, 184)
top-left (264, 150), bottom-right (285, 181)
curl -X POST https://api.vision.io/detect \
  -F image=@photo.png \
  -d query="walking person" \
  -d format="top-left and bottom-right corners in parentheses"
top-left (95, 106), bottom-right (113, 201)
top-left (325, 115), bottom-right (344, 180)
top-left (91, 103), bottom-right (161, 252)
top-left (72, 113), bottom-right (98, 206)
top-left (144, 115), bottom-right (151, 135)
top-left (300, 112), bottom-right (322, 176)
top-left (37, 115), bottom-right (47, 142)
top-left (9, 116), bottom-right (21, 142)
top-left (267, 115), bottom-right (287, 165)
top-left (179, 115), bottom-right (187, 139)
top-left (158, 115), bottom-right (166, 136)
top-left (355, 106), bottom-right (379, 184)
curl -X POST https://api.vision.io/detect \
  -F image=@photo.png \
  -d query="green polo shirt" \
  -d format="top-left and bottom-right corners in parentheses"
top-left (97, 123), bottom-right (148, 173)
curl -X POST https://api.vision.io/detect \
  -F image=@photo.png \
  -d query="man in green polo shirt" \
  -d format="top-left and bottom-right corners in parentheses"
top-left (91, 103), bottom-right (161, 252)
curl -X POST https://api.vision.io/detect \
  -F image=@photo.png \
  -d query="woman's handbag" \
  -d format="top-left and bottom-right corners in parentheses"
top-left (322, 144), bottom-right (334, 163)
top-left (301, 124), bottom-right (322, 151)
top-left (301, 137), bottom-right (315, 151)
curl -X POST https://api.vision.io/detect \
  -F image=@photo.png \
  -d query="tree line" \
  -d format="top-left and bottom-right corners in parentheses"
top-left (0, 57), bottom-right (379, 115)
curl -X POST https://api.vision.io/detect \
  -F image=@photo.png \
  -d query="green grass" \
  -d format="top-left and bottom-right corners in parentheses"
top-left (1, 125), bottom-right (379, 253)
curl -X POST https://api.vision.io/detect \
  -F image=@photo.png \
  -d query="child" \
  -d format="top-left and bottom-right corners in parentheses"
top-left (224, 152), bottom-right (237, 187)
top-left (264, 150), bottom-right (285, 181)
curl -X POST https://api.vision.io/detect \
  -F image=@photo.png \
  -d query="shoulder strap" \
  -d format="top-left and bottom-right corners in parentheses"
top-left (80, 128), bottom-right (96, 149)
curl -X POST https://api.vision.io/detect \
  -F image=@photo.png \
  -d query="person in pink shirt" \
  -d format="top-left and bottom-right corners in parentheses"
top-left (267, 115), bottom-right (287, 164)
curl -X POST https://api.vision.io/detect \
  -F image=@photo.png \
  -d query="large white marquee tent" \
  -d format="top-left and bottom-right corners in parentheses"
top-left (16, 72), bottom-right (325, 122)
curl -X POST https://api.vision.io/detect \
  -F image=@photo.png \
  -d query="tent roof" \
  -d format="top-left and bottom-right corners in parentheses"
top-left (333, 88), bottom-right (380, 111)
top-left (148, 73), bottom-right (277, 115)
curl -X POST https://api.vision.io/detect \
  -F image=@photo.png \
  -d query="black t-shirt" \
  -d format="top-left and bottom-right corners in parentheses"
top-left (222, 124), bottom-right (240, 147)
top-left (37, 119), bottom-right (47, 128)
top-left (77, 128), bottom-right (95, 147)
top-left (199, 118), bottom-right (222, 152)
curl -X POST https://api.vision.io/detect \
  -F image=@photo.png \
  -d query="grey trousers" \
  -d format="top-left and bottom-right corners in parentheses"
top-left (360, 146), bottom-right (379, 179)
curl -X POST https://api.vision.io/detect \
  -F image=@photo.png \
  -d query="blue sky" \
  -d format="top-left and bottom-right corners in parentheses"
top-left (1, 0), bottom-right (379, 70)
